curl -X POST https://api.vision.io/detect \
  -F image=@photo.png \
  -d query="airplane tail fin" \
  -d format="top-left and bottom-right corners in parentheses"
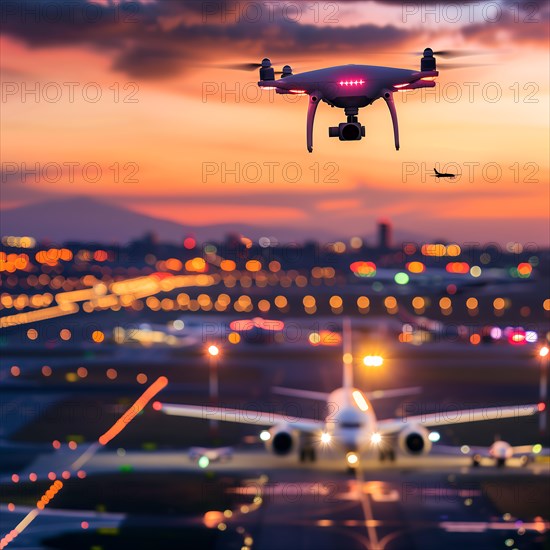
top-left (342, 317), bottom-right (353, 392)
top-left (434, 168), bottom-right (440, 175)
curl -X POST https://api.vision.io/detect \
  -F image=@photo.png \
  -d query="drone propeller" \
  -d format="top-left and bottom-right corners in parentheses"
top-left (219, 63), bottom-right (286, 74)
top-left (220, 62), bottom-right (289, 71)
top-left (221, 62), bottom-right (266, 71)
top-left (415, 49), bottom-right (488, 59)
top-left (438, 62), bottom-right (493, 70)
top-left (217, 60), bottom-right (290, 72)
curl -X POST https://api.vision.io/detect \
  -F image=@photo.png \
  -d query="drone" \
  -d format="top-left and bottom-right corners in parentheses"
top-left (255, 48), bottom-right (439, 152)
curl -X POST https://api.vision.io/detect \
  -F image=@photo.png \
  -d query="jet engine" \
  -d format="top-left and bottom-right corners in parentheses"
top-left (398, 425), bottom-right (432, 455)
top-left (264, 425), bottom-right (296, 456)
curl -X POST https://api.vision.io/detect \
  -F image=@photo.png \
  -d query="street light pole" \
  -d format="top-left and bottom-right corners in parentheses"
top-left (539, 346), bottom-right (548, 434)
top-left (207, 345), bottom-right (220, 437)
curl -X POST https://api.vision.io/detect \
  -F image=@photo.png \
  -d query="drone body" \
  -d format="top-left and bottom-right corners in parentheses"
top-left (257, 49), bottom-right (439, 152)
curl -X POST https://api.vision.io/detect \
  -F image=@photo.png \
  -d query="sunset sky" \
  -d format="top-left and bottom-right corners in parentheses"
top-left (1, 0), bottom-right (549, 244)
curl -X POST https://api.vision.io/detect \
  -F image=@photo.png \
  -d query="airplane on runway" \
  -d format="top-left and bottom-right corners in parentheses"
top-left (437, 437), bottom-right (546, 467)
top-left (189, 446), bottom-right (233, 466)
top-left (157, 319), bottom-right (540, 469)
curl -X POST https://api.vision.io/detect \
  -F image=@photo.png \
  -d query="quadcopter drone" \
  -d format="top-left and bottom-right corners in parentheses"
top-left (256, 48), bottom-right (439, 152)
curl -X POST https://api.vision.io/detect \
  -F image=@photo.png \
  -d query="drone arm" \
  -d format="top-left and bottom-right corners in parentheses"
top-left (306, 93), bottom-right (322, 153)
top-left (382, 90), bottom-right (399, 151)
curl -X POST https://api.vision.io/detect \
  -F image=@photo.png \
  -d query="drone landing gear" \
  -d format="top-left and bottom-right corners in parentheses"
top-left (307, 93), bottom-right (322, 153)
top-left (382, 90), bottom-right (400, 151)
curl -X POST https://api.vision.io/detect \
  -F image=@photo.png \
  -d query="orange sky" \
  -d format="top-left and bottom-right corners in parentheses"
top-left (1, 1), bottom-right (548, 244)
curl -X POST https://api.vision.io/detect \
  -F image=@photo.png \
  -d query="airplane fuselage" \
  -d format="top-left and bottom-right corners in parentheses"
top-left (325, 387), bottom-right (378, 452)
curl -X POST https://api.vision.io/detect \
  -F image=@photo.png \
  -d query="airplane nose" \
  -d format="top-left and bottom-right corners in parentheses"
top-left (335, 429), bottom-right (361, 450)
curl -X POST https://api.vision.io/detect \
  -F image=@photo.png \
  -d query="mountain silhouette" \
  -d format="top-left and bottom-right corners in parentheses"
top-left (0, 197), bottom-right (337, 245)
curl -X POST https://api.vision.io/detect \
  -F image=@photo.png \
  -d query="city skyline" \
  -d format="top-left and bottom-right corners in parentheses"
top-left (1, 1), bottom-right (548, 244)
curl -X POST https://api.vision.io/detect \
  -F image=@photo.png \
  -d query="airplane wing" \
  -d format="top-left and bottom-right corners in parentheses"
top-left (272, 386), bottom-right (422, 401)
top-left (377, 404), bottom-right (539, 435)
top-left (366, 387), bottom-right (423, 400)
top-left (158, 402), bottom-right (323, 432)
top-left (272, 387), bottom-right (330, 401)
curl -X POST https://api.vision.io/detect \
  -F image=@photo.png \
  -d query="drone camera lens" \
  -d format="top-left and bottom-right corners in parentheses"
top-left (341, 123), bottom-right (361, 141)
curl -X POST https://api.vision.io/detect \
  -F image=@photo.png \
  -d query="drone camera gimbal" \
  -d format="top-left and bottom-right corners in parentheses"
top-left (329, 107), bottom-right (365, 141)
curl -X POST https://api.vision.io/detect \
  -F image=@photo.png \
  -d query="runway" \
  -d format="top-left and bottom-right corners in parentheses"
top-left (1, 315), bottom-right (549, 549)
top-left (2, 447), bottom-right (548, 549)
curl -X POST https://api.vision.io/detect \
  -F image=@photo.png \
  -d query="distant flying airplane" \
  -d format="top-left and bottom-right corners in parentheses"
top-left (157, 319), bottom-right (539, 469)
top-left (432, 168), bottom-right (457, 179)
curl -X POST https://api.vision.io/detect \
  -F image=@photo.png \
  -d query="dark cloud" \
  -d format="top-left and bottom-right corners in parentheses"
top-left (1, 1), bottom-right (547, 79)
top-left (462, 3), bottom-right (550, 45)
top-left (1, 1), bottom-right (412, 78)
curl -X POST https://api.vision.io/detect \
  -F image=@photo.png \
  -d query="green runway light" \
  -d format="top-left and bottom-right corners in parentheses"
top-left (532, 444), bottom-right (542, 454)
top-left (198, 456), bottom-right (210, 469)
top-left (394, 272), bottom-right (409, 285)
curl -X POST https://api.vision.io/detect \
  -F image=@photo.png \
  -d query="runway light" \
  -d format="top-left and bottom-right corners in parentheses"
top-left (260, 430), bottom-right (271, 442)
top-left (394, 272), bottom-right (410, 285)
top-left (321, 432), bottom-right (332, 444)
top-left (98, 376), bottom-right (169, 446)
top-left (371, 433), bottom-right (382, 444)
top-left (198, 456), bottom-right (210, 469)
top-left (428, 431), bottom-right (441, 442)
top-left (346, 452), bottom-right (359, 465)
top-left (203, 511), bottom-right (224, 528)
